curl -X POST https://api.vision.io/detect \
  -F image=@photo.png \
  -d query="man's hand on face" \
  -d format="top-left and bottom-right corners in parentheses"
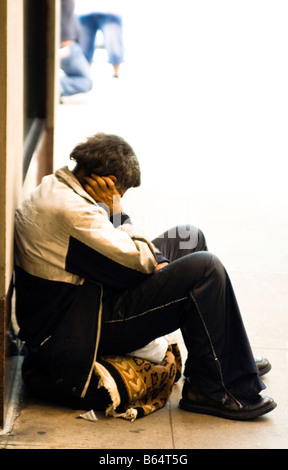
top-left (84, 174), bottom-right (122, 215)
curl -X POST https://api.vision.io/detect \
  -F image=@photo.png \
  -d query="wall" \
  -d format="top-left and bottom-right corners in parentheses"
top-left (0, 0), bottom-right (59, 431)
top-left (0, 0), bottom-right (24, 430)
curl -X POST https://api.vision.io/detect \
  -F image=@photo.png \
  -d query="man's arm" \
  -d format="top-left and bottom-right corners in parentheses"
top-left (64, 174), bottom-right (160, 288)
top-left (83, 174), bottom-right (170, 270)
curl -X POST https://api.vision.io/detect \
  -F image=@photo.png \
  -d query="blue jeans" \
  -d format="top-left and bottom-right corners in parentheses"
top-left (60, 42), bottom-right (93, 97)
top-left (98, 226), bottom-right (265, 406)
top-left (78, 13), bottom-right (124, 65)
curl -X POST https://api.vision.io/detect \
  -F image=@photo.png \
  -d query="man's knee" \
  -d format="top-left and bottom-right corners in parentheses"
top-left (169, 224), bottom-right (208, 252)
top-left (153, 224), bottom-right (208, 260)
top-left (82, 77), bottom-right (93, 93)
top-left (176, 225), bottom-right (207, 251)
top-left (193, 251), bottom-right (226, 286)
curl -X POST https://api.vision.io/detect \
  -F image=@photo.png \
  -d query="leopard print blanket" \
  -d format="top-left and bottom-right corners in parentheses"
top-left (94, 344), bottom-right (182, 421)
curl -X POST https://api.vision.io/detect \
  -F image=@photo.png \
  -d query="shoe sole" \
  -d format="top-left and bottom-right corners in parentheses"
top-left (179, 399), bottom-right (277, 421)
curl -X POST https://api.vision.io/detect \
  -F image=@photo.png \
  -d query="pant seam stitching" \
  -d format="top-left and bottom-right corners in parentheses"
top-left (104, 296), bottom-right (189, 324)
top-left (189, 291), bottom-right (243, 407)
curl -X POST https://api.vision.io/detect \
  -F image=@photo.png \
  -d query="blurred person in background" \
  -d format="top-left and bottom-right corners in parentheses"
top-left (60, 0), bottom-right (93, 98)
top-left (75, 0), bottom-right (124, 78)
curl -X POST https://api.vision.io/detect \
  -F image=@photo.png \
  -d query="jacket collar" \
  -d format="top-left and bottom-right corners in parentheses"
top-left (55, 166), bottom-right (96, 205)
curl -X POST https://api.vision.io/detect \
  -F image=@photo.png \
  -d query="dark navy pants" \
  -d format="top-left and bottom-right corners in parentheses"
top-left (99, 225), bottom-right (265, 406)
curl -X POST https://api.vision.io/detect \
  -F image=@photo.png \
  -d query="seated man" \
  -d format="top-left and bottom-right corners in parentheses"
top-left (14, 132), bottom-right (276, 420)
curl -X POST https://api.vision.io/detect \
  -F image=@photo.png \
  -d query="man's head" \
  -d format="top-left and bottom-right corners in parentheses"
top-left (70, 133), bottom-right (141, 193)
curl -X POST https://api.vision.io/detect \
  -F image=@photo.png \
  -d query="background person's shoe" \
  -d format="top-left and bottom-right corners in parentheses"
top-left (179, 380), bottom-right (277, 420)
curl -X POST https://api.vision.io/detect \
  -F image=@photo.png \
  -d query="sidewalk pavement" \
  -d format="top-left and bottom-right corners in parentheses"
top-left (1, 38), bottom-right (288, 450)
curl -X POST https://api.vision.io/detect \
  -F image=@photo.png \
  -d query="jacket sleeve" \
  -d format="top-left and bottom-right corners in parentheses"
top-left (109, 212), bottom-right (169, 265)
top-left (65, 204), bottom-right (158, 289)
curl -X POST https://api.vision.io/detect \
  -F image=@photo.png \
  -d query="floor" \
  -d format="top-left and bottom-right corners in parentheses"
top-left (1, 3), bottom-right (288, 450)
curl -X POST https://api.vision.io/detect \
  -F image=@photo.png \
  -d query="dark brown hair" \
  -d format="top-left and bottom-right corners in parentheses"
top-left (70, 133), bottom-right (141, 191)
